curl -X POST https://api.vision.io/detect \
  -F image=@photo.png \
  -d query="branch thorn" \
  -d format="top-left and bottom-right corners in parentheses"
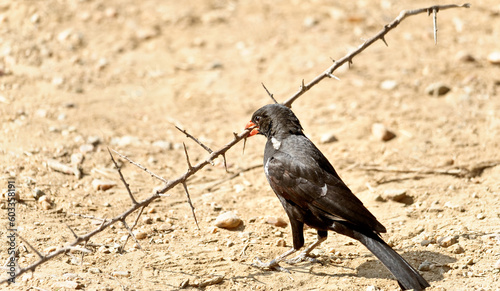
top-left (182, 181), bottom-right (200, 230)
top-left (261, 83), bottom-right (278, 104)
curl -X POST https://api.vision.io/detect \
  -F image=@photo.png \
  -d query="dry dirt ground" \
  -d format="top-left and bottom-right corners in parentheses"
top-left (1, 0), bottom-right (500, 290)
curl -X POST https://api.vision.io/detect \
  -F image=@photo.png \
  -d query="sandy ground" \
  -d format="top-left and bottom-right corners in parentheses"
top-left (1, 0), bottom-right (500, 290)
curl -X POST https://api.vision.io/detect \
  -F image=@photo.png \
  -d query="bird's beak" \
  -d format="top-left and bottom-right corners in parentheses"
top-left (245, 121), bottom-right (260, 136)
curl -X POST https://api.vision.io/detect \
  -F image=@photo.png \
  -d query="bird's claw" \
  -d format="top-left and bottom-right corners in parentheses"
top-left (286, 253), bottom-right (320, 265)
top-left (251, 257), bottom-right (290, 273)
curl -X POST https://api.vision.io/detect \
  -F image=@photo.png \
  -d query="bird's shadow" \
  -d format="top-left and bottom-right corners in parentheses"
top-left (245, 250), bottom-right (455, 284)
top-left (355, 250), bottom-right (455, 283)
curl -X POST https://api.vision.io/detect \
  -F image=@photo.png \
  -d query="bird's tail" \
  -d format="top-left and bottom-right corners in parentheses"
top-left (354, 230), bottom-right (430, 290)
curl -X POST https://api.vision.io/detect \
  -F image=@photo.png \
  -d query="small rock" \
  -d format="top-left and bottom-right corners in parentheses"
top-left (494, 259), bottom-right (500, 270)
top-left (226, 240), bottom-right (234, 247)
top-left (112, 271), bottom-right (130, 278)
top-left (443, 201), bottom-right (465, 212)
top-left (79, 144), bottom-right (94, 153)
top-left (33, 188), bottom-right (45, 200)
top-left (487, 51), bottom-right (500, 65)
top-left (92, 179), bottom-right (117, 191)
top-left (142, 216), bottom-right (153, 224)
top-left (152, 140), bottom-right (173, 150)
top-left (303, 16), bottom-right (319, 28)
top-left (382, 189), bottom-right (413, 205)
top-left (456, 51), bottom-right (475, 62)
top-left (418, 261), bottom-right (432, 271)
top-left (276, 238), bottom-right (287, 247)
top-left (450, 244), bottom-right (465, 254)
top-left (266, 216), bottom-right (288, 228)
top-left (420, 240), bottom-right (432, 247)
top-left (147, 207), bottom-right (156, 214)
top-left (438, 236), bottom-right (458, 248)
top-left (98, 246), bottom-right (110, 254)
top-left (133, 230), bottom-right (148, 239)
top-left (71, 153), bottom-right (84, 166)
top-left (52, 76), bottom-right (65, 86)
top-left (320, 132), bottom-right (338, 144)
top-left (380, 80), bottom-right (398, 90)
top-left (214, 212), bottom-right (242, 229)
top-left (40, 201), bottom-right (52, 210)
top-left (87, 136), bottom-right (101, 146)
top-left (371, 123), bottom-right (396, 141)
top-left (476, 213), bottom-right (486, 220)
top-left (366, 286), bottom-right (381, 291)
top-left (44, 246), bottom-right (57, 254)
top-left (426, 82), bottom-right (451, 96)
top-left (111, 135), bottom-right (141, 147)
top-left (88, 267), bottom-right (101, 274)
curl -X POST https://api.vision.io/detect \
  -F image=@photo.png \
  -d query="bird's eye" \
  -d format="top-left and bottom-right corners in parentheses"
top-left (254, 116), bottom-right (261, 123)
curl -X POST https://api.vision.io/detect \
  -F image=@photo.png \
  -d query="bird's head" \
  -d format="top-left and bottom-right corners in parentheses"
top-left (245, 104), bottom-right (303, 139)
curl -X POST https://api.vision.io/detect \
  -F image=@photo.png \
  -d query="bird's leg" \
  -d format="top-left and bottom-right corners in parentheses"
top-left (252, 247), bottom-right (298, 272)
top-left (286, 230), bottom-right (327, 264)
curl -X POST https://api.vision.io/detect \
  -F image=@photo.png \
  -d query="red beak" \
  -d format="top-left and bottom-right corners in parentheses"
top-left (245, 121), bottom-right (260, 136)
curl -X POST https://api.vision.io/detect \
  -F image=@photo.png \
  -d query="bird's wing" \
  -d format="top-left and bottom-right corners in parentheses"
top-left (265, 144), bottom-right (386, 233)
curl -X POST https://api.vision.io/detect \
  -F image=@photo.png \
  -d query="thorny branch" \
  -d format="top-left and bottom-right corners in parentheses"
top-left (282, 3), bottom-right (470, 107)
top-left (1, 3), bottom-right (471, 285)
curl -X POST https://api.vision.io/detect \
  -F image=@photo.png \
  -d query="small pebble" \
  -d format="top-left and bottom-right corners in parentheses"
top-left (366, 286), bottom-right (381, 291)
top-left (487, 51), bottom-right (500, 65)
top-left (40, 201), bottom-right (52, 210)
top-left (276, 238), bottom-right (287, 247)
top-left (112, 271), bottom-right (130, 278)
top-left (450, 244), bottom-right (465, 254)
top-left (266, 216), bottom-right (288, 228)
top-left (133, 230), bottom-right (148, 239)
top-left (87, 136), bottom-right (101, 146)
top-left (494, 259), bottom-right (500, 270)
top-left (79, 144), bottom-right (94, 153)
top-left (476, 213), bottom-right (485, 220)
top-left (438, 236), bottom-right (458, 248)
top-left (142, 216), bottom-right (153, 224)
top-left (88, 267), bottom-right (101, 274)
top-left (98, 246), bottom-right (110, 254)
top-left (152, 140), bottom-right (173, 150)
top-left (214, 212), bottom-right (242, 229)
top-left (426, 82), bottom-right (451, 96)
top-left (92, 179), bottom-right (117, 191)
top-left (380, 80), bottom-right (398, 91)
top-left (371, 123), bottom-right (396, 141)
top-left (44, 246), bottom-right (57, 254)
top-left (418, 261), bottom-right (432, 271)
top-left (70, 153), bottom-right (84, 166)
top-left (420, 240), bottom-right (432, 247)
top-left (320, 132), bottom-right (338, 144)
top-left (382, 189), bottom-right (413, 205)
top-left (456, 51), bottom-right (475, 62)
top-left (33, 188), bottom-right (45, 200)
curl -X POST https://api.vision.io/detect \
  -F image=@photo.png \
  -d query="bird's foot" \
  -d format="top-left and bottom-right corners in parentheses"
top-left (285, 252), bottom-right (320, 265)
top-left (251, 257), bottom-right (290, 273)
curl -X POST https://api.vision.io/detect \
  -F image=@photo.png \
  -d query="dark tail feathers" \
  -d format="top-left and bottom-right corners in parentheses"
top-left (355, 231), bottom-right (430, 290)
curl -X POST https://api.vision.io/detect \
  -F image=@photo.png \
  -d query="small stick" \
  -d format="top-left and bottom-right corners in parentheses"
top-left (109, 148), bottom-right (138, 204)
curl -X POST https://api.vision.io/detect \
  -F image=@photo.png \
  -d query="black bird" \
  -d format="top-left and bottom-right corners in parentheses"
top-left (245, 104), bottom-right (430, 290)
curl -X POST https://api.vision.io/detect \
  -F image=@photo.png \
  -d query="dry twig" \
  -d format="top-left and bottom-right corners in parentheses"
top-left (282, 3), bottom-right (470, 107)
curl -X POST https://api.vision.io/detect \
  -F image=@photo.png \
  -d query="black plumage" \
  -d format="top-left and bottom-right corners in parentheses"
top-left (245, 104), bottom-right (429, 290)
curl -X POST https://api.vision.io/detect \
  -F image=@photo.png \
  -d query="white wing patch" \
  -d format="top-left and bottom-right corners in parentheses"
top-left (264, 158), bottom-right (270, 176)
top-left (320, 183), bottom-right (328, 197)
top-left (271, 137), bottom-right (281, 150)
